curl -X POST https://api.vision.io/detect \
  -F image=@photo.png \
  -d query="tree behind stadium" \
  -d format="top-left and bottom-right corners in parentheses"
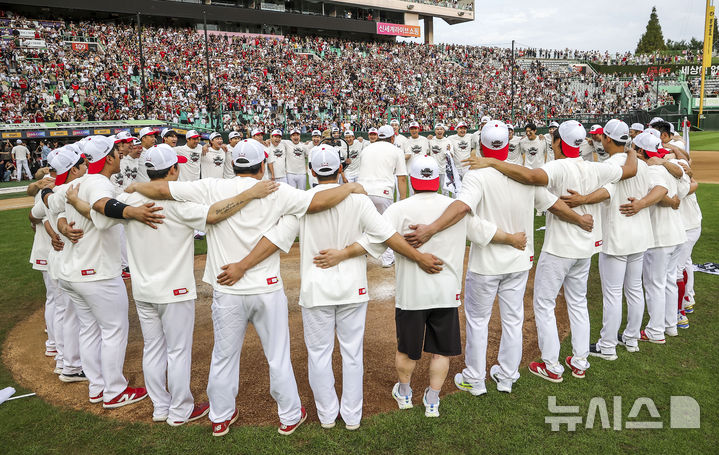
top-left (636, 6), bottom-right (667, 54)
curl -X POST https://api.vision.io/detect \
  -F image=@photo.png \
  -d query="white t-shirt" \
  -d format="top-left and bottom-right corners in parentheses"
top-left (176, 144), bottom-right (202, 181)
top-left (459, 168), bottom-right (557, 274)
top-left (373, 192), bottom-right (495, 310)
top-left (46, 179), bottom-right (85, 280)
top-left (136, 148), bottom-right (151, 183)
top-left (267, 141), bottom-right (288, 178)
top-left (358, 141), bottom-right (407, 199)
top-left (118, 155), bottom-right (140, 190)
top-left (544, 135), bottom-right (555, 162)
top-left (201, 147), bottom-right (226, 179)
top-left (344, 141), bottom-right (364, 179)
top-left (266, 184), bottom-right (395, 308)
top-left (57, 174), bottom-right (123, 282)
top-left (283, 140), bottom-right (309, 175)
top-left (679, 189), bottom-right (702, 231)
top-left (393, 133), bottom-right (407, 152)
top-left (646, 165), bottom-right (687, 248)
top-left (520, 137), bottom-right (546, 169)
top-left (402, 136), bottom-right (430, 169)
top-left (223, 149), bottom-right (235, 179)
top-left (507, 136), bottom-right (522, 165)
top-left (30, 193), bottom-right (52, 271)
top-left (428, 137), bottom-right (452, 175)
top-left (118, 192), bottom-right (208, 303)
top-left (449, 133), bottom-right (472, 170)
top-left (600, 154), bottom-right (653, 256)
top-left (579, 139), bottom-right (595, 161)
top-left (594, 142), bottom-right (609, 162)
top-left (12, 145), bottom-right (30, 161)
top-left (540, 158), bottom-right (623, 259)
top-left (169, 178), bottom-right (313, 295)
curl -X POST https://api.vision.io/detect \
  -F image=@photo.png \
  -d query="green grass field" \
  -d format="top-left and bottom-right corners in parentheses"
top-left (0, 186), bottom-right (717, 454)
top-left (689, 131), bottom-right (719, 151)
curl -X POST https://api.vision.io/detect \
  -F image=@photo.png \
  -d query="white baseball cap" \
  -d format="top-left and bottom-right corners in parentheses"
top-left (434, 123), bottom-right (446, 130)
top-left (507, 123), bottom-right (514, 130)
top-left (557, 121), bottom-right (586, 158)
top-left (480, 121), bottom-right (509, 160)
top-left (16, 139), bottom-right (22, 144)
top-left (51, 146), bottom-right (82, 185)
top-left (311, 129), bottom-right (322, 136)
top-left (378, 125), bottom-right (394, 139)
top-left (457, 121), bottom-right (468, 128)
top-left (310, 144), bottom-right (341, 176)
top-left (160, 128), bottom-right (177, 138)
top-left (144, 144), bottom-right (188, 172)
top-left (588, 124), bottom-right (604, 135)
top-left (132, 137), bottom-right (141, 146)
top-left (368, 127), bottom-right (378, 135)
top-left (481, 115), bottom-right (491, 123)
top-left (83, 135), bottom-right (116, 174)
top-left (290, 128), bottom-right (301, 135)
top-left (115, 131), bottom-right (133, 143)
top-left (331, 126), bottom-right (340, 133)
top-left (185, 129), bottom-right (200, 139)
top-left (271, 129), bottom-right (282, 137)
top-left (139, 127), bottom-right (158, 139)
top-left (343, 130), bottom-right (354, 137)
top-left (251, 128), bottom-right (264, 137)
top-left (209, 132), bottom-right (222, 141)
top-left (409, 154), bottom-right (440, 192)
top-left (390, 119), bottom-right (400, 125)
top-left (229, 131), bottom-right (242, 139)
top-left (633, 131), bottom-right (665, 157)
top-left (232, 139), bottom-right (267, 167)
top-left (46, 148), bottom-right (61, 169)
top-left (409, 121), bottom-right (420, 129)
top-left (645, 128), bottom-right (661, 139)
top-left (648, 117), bottom-right (664, 126)
top-left (548, 121), bottom-right (560, 128)
top-left (603, 119), bottom-right (630, 143)
top-left (630, 123), bottom-right (645, 132)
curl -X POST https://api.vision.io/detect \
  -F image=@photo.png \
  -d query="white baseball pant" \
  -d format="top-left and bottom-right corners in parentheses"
top-left (136, 300), bottom-right (195, 422)
top-left (59, 291), bottom-right (82, 375)
top-left (287, 173), bottom-right (307, 190)
top-left (60, 277), bottom-right (129, 400)
top-left (533, 253), bottom-right (591, 376)
top-left (642, 246), bottom-right (673, 340)
top-left (273, 177), bottom-right (288, 184)
top-left (675, 227), bottom-right (701, 305)
top-left (302, 302), bottom-right (367, 427)
top-left (462, 270), bottom-right (528, 385)
top-left (119, 225), bottom-right (129, 269)
top-left (368, 196), bottom-right (394, 266)
top-left (663, 245), bottom-right (682, 332)
top-left (16, 159), bottom-right (31, 180)
top-left (42, 272), bottom-right (57, 353)
top-left (207, 290), bottom-right (302, 426)
top-left (597, 252), bottom-right (644, 352)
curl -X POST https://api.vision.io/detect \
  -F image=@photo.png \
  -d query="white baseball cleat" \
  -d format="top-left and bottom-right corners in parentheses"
top-left (489, 365), bottom-right (513, 393)
top-left (454, 373), bottom-right (487, 396)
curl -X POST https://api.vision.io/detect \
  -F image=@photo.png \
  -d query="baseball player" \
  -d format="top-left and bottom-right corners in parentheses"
top-left (404, 123), bottom-right (593, 394)
top-left (390, 119), bottom-right (407, 151)
top-left (519, 123), bottom-right (547, 170)
top-left (176, 130), bottom-right (202, 182)
top-left (448, 121), bottom-right (473, 179)
top-left (470, 115), bottom-right (491, 154)
top-left (365, 128), bottom-right (379, 147)
top-left (629, 123), bottom-right (644, 139)
top-left (506, 124), bottom-right (522, 165)
top-left (428, 124), bottom-right (453, 196)
top-left (80, 144), bottom-right (275, 425)
top-left (402, 121), bottom-right (430, 170)
top-left (284, 128), bottom-right (309, 190)
top-left (129, 139), bottom-right (368, 436)
top-left (343, 130), bottom-right (363, 183)
top-left (201, 132), bottom-right (226, 179)
top-left (463, 120), bottom-right (637, 381)
top-left (544, 121), bottom-right (559, 162)
top-left (358, 125), bottom-right (408, 267)
top-left (266, 129), bottom-right (288, 183)
top-left (587, 125), bottom-right (609, 162)
top-left (137, 127), bottom-right (159, 182)
top-left (558, 120), bottom-right (670, 356)
top-left (56, 135), bottom-right (163, 408)
top-left (223, 131), bottom-right (243, 179)
top-left (231, 145), bottom-right (443, 429)
top-left (161, 128), bottom-right (178, 147)
top-left (11, 139), bottom-right (32, 181)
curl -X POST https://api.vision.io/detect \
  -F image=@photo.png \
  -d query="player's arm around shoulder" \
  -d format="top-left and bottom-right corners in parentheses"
top-left (205, 179), bottom-right (279, 224)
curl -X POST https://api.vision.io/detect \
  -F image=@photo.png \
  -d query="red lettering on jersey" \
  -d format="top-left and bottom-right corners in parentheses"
top-left (81, 269), bottom-right (96, 276)
top-left (173, 288), bottom-right (189, 296)
top-left (35, 259), bottom-right (47, 265)
top-left (383, 189), bottom-right (390, 195)
top-left (267, 277), bottom-right (278, 285)
top-left (359, 288), bottom-right (367, 295)
top-left (595, 240), bottom-right (603, 247)
top-left (456, 294), bottom-right (461, 301)
top-left (530, 256), bottom-right (534, 262)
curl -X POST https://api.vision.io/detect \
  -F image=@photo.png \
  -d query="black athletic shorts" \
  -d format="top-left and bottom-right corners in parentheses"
top-left (395, 307), bottom-right (461, 361)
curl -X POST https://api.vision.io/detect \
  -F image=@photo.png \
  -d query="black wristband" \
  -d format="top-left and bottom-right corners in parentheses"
top-left (40, 187), bottom-right (53, 201)
top-left (104, 199), bottom-right (129, 219)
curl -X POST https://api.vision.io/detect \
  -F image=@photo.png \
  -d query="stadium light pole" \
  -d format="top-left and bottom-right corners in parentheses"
top-left (136, 13), bottom-right (148, 119)
top-left (510, 40), bottom-right (515, 122)
top-left (203, 10), bottom-right (214, 130)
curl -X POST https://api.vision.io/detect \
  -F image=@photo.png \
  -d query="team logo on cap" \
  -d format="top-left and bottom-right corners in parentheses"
top-left (491, 140), bottom-right (503, 149)
top-left (420, 167), bottom-right (434, 178)
top-left (573, 138), bottom-right (583, 146)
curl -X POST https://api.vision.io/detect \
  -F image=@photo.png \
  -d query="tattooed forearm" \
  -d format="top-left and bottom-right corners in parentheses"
top-left (215, 200), bottom-right (244, 216)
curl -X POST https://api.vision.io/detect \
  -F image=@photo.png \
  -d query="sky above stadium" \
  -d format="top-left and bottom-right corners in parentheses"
top-left (400, 0), bottom-right (707, 53)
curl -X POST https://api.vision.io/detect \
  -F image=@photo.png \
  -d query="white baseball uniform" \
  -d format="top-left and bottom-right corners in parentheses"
top-left (596, 156), bottom-right (654, 353)
top-left (136, 148), bottom-right (152, 183)
top-left (264, 184), bottom-right (395, 427)
top-left (30, 191), bottom-right (57, 355)
top-left (457, 168), bottom-right (557, 386)
top-left (507, 136), bottom-right (522, 165)
top-left (448, 133), bottom-right (472, 177)
top-left (579, 139), bottom-right (595, 162)
top-left (201, 147), bottom-right (226, 179)
top-left (283, 140), bottom-right (309, 190)
top-left (544, 134), bottom-right (555, 162)
top-left (11, 144), bottom-right (32, 180)
top-left (175, 144), bottom-right (202, 182)
top-left (534, 158), bottom-right (623, 376)
top-left (168, 177), bottom-right (312, 426)
top-left (118, 191), bottom-right (211, 422)
top-left (402, 136), bottom-right (430, 194)
top-left (344, 141), bottom-right (364, 183)
top-left (676, 173), bottom-right (702, 307)
top-left (267, 141), bottom-right (288, 183)
top-left (519, 136), bottom-right (546, 169)
top-left (428, 136), bottom-right (452, 195)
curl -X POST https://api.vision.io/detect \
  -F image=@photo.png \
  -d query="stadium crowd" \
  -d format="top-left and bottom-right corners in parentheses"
top-left (1, 14), bottom-right (674, 133)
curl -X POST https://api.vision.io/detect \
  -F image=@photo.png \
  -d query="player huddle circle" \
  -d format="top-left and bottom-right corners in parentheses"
top-left (27, 115), bottom-right (699, 437)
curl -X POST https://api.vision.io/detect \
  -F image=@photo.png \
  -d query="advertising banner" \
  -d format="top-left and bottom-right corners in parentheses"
top-left (376, 22), bottom-right (421, 38)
